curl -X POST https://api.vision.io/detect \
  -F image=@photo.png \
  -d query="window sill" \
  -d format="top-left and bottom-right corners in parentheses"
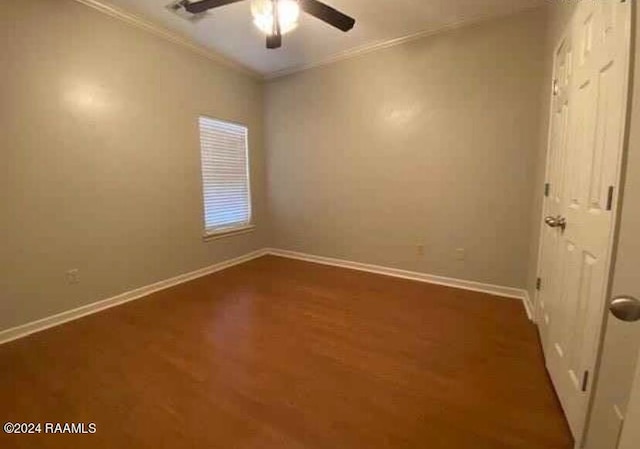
top-left (203, 225), bottom-right (255, 242)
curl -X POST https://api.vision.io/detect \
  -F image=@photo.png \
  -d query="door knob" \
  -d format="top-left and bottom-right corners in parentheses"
top-left (610, 296), bottom-right (640, 322)
top-left (544, 215), bottom-right (567, 231)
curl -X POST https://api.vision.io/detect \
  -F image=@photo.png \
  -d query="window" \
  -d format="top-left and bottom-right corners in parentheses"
top-left (198, 116), bottom-right (252, 238)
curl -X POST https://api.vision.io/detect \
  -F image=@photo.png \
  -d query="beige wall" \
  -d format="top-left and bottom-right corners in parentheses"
top-left (0, 0), bottom-right (267, 331)
top-left (0, 1), bottom-right (556, 334)
top-left (266, 8), bottom-right (549, 289)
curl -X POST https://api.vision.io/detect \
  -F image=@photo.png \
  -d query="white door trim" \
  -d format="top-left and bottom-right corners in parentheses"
top-left (618, 343), bottom-right (640, 448)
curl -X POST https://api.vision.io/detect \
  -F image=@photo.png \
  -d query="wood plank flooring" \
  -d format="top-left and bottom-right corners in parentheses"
top-left (0, 255), bottom-right (572, 448)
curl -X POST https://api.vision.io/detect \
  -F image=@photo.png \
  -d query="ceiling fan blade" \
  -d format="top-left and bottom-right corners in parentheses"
top-left (184, 0), bottom-right (245, 14)
top-left (299, 0), bottom-right (355, 32)
top-left (266, 0), bottom-right (282, 49)
top-left (266, 33), bottom-right (282, 49)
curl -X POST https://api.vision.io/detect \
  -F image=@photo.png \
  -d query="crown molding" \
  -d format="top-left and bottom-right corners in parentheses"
top-left (265, 4), bottom-right (547, 80)
top-left (72, 0), bottom-right (261, 80)
top-left (71, 0), bottom-right (546, 82)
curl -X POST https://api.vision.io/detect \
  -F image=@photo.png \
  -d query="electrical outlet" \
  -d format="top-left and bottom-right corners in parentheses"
top-left (455, 248), bottom-right (466, 261)
top-left (65, 269), bottom-right (80, 285)
top-left (417, 245), bottom-right (425, 256)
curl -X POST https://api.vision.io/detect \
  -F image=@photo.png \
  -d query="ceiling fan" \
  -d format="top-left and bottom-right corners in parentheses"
top-left (184, 0), bottom-right (356, 49)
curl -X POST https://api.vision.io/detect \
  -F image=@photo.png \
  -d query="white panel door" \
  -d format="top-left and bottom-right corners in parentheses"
top-left (537, 38), bottom-right (570, 358)
top-left (538, 0), bottom-right (632, 442)
top-left (537, 36), bottom-right (573, 355)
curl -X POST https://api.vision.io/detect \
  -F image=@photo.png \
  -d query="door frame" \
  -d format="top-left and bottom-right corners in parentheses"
top-left (533, 2), bottom-right (635, 447)
top-left (618, 343), bottom-right (640, 448)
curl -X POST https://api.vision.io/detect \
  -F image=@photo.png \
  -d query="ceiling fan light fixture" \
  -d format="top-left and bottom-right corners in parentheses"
top-left (251, 0), bottom-right (300, 35)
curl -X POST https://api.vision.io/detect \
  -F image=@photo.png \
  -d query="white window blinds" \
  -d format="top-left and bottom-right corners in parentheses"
top-left (198, 116), bottom-right (252, 235)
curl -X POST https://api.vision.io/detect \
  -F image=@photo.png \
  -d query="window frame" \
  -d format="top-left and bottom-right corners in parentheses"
top-left (197, 115), bottom-right (254, 241)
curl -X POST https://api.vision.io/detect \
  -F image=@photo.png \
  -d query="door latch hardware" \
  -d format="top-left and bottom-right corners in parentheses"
top-left (544, 215), bottom-right (567, 232)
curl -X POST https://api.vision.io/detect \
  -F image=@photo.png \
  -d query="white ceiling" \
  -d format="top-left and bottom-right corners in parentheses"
top-left (101, 0), bottom-right (547, 77)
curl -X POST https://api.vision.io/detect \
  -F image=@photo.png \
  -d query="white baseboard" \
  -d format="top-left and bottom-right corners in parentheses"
top-left (265, 248), bottom-right (531, 314)
top-left (1, 246), bottom-right (534, 345)
top-left (522, 291), bottom-right (534, 322)
top-left (0, 249), bottom-right (269, 345)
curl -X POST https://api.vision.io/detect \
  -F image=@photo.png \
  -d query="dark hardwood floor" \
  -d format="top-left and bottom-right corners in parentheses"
top-left (0, 255), bottom-right (572, 448)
